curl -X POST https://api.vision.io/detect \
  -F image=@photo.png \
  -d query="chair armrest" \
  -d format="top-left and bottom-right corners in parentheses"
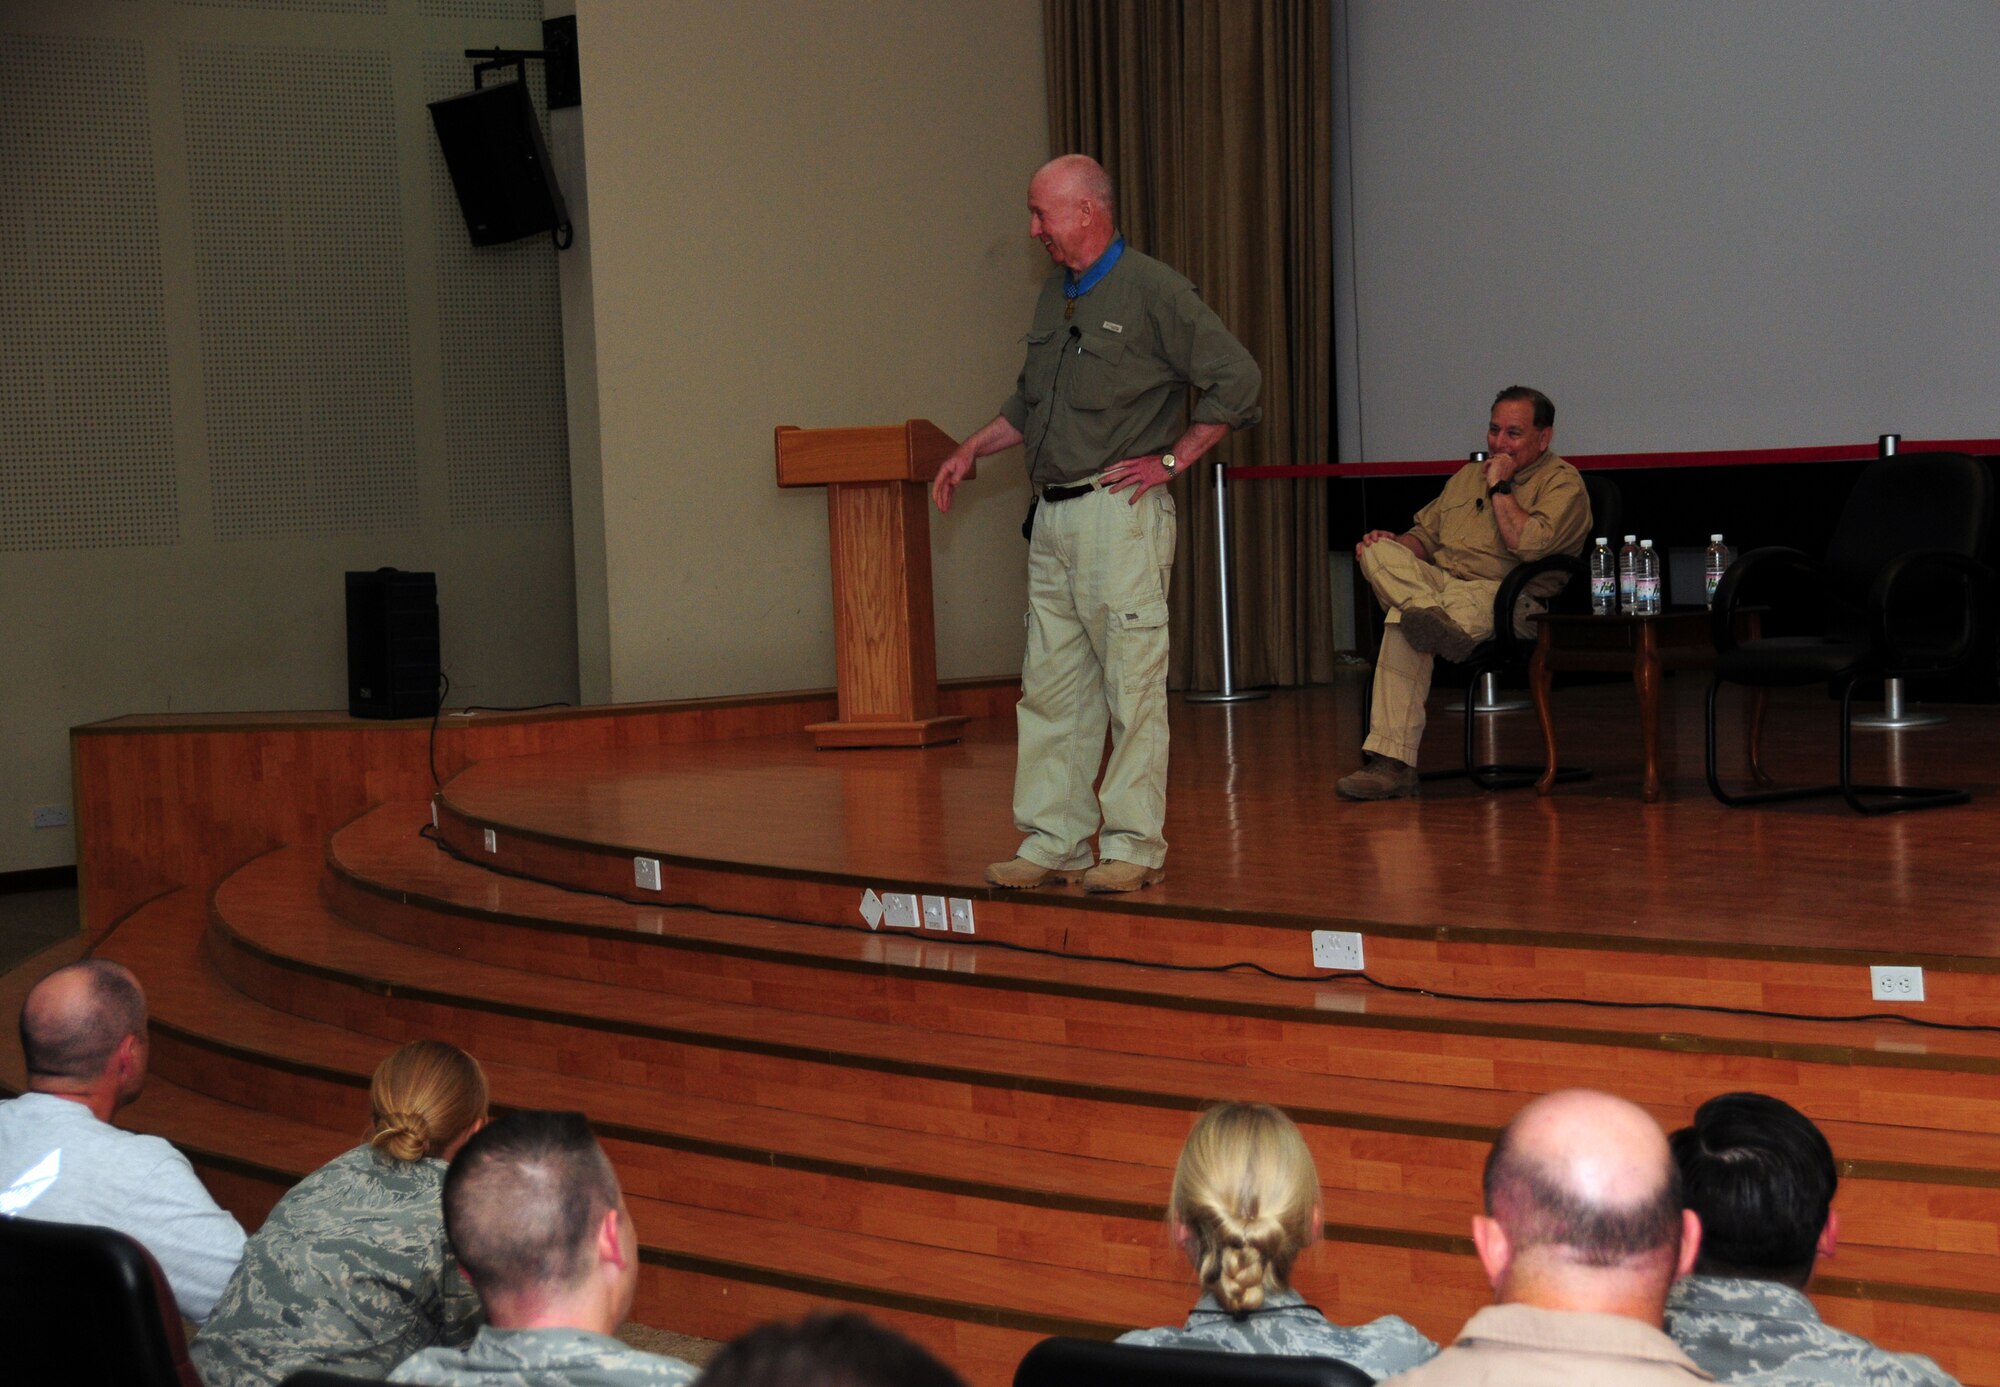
top-left (1866, 549), bottom-right (1995, 665)
top-left (1490, 552), bottom-right (1589, 657)
top-left (1711, 546), bottom-right (1822, 653)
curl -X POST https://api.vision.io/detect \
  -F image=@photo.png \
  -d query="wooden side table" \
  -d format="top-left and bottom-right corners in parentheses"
top-left (1527, 609), bottom-right (1727, 802)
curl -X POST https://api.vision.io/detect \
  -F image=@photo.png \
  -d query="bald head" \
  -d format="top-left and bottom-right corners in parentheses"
top-left (21, 960), bottom-right (147, 1089)
top-left (1484, 1090), bottom-right (1685, 1273)
top-left (1026, 154), bottom-right (1118, 275)
top-left (1032, 154), bottom-right (1114, 212)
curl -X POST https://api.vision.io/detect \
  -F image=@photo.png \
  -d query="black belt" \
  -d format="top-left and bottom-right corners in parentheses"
top-left (1042, 479), bottom-right (1100, 503)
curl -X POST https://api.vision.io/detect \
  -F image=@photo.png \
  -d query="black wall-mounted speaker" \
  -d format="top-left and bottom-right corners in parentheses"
top-left (346, 569), bottom-right (441, 720)
top-left (427, 80), bottom-right (568, 246)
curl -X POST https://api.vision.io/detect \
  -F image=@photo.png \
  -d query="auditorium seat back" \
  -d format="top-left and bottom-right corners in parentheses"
top-left (1014, 1336), bottom-right (1374, 1387)
top-left (0, 1216), bottom-right (202, 1387)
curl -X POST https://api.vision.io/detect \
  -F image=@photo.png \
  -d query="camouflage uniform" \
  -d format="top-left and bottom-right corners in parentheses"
top-left (1117, 1288), bottom-right (1439, 1381)
top-left (389, 1325), bottom-right (699, 1386)
top-left (190, 1145), bottom-right (482, 1387)
top-left (1666, 1275), bottom-right (1959, 1387)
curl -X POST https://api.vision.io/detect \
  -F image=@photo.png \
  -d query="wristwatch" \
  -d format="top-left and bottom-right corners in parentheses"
top-left (1160, 452), bottom-right (1179, 474)
top-left (1487, 478), bottom-right (1514, 497)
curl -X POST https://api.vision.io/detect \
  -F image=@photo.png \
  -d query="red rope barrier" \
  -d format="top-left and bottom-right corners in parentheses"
top-left (1227, 438), bottom-right (2000, 481)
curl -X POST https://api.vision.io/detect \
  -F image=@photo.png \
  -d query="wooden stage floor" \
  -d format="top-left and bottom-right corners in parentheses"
top-left (444, 669), bottom-right (2000, 965)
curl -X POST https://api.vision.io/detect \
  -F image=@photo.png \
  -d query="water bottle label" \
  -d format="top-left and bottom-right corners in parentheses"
top-left (1591, 577), bottom-right (1614, 612)
top-left (1637, 576), bottom-right (1660, 608)
top-left (1705, 571), bottom-right (1722, 602)
top-left (1620, 576), bottom-right (1636, 606)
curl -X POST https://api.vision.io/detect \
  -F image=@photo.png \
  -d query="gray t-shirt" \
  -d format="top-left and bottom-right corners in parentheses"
top-left (0, 1091), bottom-right (247, 1322)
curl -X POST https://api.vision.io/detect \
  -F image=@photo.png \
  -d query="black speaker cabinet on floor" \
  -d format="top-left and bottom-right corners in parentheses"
top-left (346, 569), bottom-right (441, 720)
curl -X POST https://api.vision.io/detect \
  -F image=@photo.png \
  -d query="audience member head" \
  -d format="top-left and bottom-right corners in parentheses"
top-left (1670, 1091), bottom-right (1838, 1289)
top-left (1492, 384), bottom-right (1555, 430)
top-left (367, 1039), bottom-right (489, 1164)
top-left (1167, 1102), bottom-right (1322, 1313)
top-left (696, 1312), bottom-right (967, 1387)
top-left (1475, 1089), bottom-right (1697, 1324)
top-left (442, 1110), bottom-right (636, 1333)
top-left (1027, 153), bottom-right (1117, 274)
top-left (19, 959), bottom-right (150, 1117)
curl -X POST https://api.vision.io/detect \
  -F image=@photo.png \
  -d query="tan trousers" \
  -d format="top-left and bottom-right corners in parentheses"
top-left (1014, 485), bottom-right (1177, 870)
top-left (1358, 540), bottom-right (1500, 766)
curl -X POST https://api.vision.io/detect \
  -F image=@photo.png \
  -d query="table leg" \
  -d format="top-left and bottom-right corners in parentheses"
top-left (1531, 625), bottom-right (1558, 795)
top-left (1634, 624), bottom-right (1663, 802)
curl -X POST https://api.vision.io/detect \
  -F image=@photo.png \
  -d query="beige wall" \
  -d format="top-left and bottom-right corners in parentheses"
top-left (2, 2), bottom-right (578, 874)
top-left (572, 1), bottom-right (1048, 701)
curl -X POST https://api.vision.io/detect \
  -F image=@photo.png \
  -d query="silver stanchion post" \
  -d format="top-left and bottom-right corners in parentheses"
top-left (1185, 460), bottom-right (1268, 705)
top-left (1446, 450), bottom-right (1528, 714)
top-left (1853, 432), bottom-right (1945, 730)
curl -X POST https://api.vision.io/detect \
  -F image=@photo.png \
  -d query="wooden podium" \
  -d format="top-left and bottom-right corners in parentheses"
top-left (774, 419), bottom-right (971, 749)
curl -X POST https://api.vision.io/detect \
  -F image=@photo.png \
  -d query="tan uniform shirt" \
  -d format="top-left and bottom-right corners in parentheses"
top-left (1407, 450), bottom-right (1592, 583)
top-left (1387, 1304), bottom-right (1713, 1387)
top-left (1392, 1311), bottom-right (1704, 1383)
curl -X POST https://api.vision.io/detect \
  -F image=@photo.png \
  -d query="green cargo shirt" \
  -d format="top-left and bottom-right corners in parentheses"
top-left (191, 1145), bottom-right (482, 1387)
top-left (999, 247), bottom-right (1262, 491)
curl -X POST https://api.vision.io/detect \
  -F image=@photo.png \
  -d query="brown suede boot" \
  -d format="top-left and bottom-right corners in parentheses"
top-left (985, 857), bottom-right (1084, 889)
top-left (1336, 754), bottom-right (1419, 801)
top-left (1397, 606), bottom-right (1480, 663)
top-left (1080, 859), bottom-right (1166, 893)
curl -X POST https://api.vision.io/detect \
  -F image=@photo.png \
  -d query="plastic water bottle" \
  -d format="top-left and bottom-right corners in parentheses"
top-left (1589, 538), bottom-right (1615, 615)
top-left (1636, 539), bottom-right (1661, 615)
top-left (1617, 535), bottom-right (1640, 613)
top-left (1704, 534), bottom-right (1732, 609)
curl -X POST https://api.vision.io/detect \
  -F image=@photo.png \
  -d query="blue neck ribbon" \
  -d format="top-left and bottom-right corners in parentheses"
top-left (1065, 236), bottom-right (1126, 301)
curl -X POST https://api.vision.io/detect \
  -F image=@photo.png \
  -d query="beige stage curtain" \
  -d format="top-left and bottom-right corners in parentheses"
top-left (1045, 0), bottom-right (1337, 689)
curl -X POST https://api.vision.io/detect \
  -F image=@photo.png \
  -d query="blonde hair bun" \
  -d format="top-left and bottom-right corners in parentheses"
top-left (368, 1040), bottom-right (488, 1163)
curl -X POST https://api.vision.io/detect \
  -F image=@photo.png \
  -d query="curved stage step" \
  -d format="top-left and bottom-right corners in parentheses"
top-left (50, 690), bottom-right (2000, 1387)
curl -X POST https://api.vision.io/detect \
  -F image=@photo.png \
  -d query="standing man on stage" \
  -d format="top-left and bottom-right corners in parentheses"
top-left (931, 154), bottom-right (1262, 894)
top-left (1339, 387), bottom-right (1590, 801)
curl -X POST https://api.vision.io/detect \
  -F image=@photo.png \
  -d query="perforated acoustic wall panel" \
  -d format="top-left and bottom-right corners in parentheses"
top-left (183, 43), bottom-right (418, 541)
top-left (424, 55), bottom-right (570, 529)
top-left (419, 0), bottom-right (544, 21)
top-left (0, 35), bottom-right (178, 553)
top-left (177, 0), bottom-right (389, 14)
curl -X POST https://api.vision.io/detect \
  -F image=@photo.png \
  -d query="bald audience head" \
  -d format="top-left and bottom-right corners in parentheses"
top-left (20, 960), bottom-right (149, 1112)
top-left (1474, 1090), bottom-right (1699, 1324)
top-left (443, 1110), bottom-right (636, 1330)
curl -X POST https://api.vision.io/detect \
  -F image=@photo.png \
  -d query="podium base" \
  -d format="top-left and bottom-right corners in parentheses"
top-left (806, 715), bottom-right (970, 750)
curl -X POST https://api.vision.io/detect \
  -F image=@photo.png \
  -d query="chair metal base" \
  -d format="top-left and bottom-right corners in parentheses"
top-left (1851, 676), bottom-right (1946, 730)
top-left (1184, 688), bottom-right (1270, 704)
top-left (1705, 678), bottom-right (1969, 816)
top-left (1444, 671), bottom-right (1531, 714)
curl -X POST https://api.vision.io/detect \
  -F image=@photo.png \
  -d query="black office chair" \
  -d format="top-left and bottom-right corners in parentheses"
top-left (1014, 1336), bottom-right (1374, 1387)
top-left (1705, 451), bottom-right (1993, 814)
top-left (1366, 470), bottom-right (1620, 789)
top-left (0, 1216), bottom-right (202, 1387)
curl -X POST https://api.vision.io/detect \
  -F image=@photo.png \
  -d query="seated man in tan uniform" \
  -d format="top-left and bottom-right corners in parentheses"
top-left (1384, 1089), bottom-right (1711, 1387)
top-left (1339, 386), bottom-right (1591, 801)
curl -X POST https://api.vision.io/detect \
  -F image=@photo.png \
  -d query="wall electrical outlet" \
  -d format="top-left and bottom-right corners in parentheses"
top-left (1870, 965), bottom-right (1925, 1002)
top-left (634, 857), bottom-right (662, 891)
top-left (1311, 930), bottom-right (1365, 971)
top-left (882, 892), bottom-right (920, 928)
top-left (30, 806), bottom-right (69, 830)
top-left (948, 898), bottom-right (976, 934)
top-left (859, 889), bottom-right (885, 929)
top-left (921, 895), bottom-right (948, 931)
top-left (482, 828), bottom-right (498, 854)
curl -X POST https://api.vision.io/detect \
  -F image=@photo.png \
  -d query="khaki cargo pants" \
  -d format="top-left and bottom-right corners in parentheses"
top-left (1359, 539), bottom-right (1501, 766)
top-left (1014, 484), bottom-right (1176, 871)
